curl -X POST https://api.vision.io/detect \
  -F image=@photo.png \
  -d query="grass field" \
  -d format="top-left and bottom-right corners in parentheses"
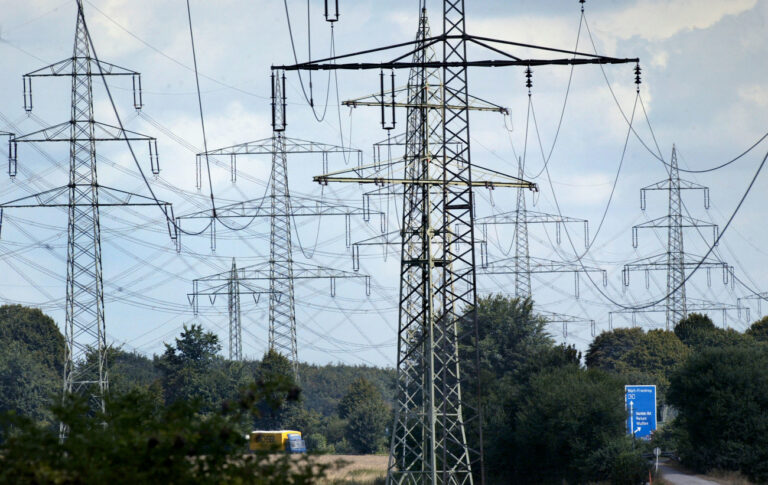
top-left (315, 454), bottom-right (387, 484)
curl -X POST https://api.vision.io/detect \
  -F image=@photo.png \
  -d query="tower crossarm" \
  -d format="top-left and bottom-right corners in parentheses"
top-left (622, 252), bottom-right (732, 287)
top-left (11, 121), bottom-right (157, 143)
top-left (314, 158), bottom-right (537, 189)
top-left (274, 33), bottom-right (638, 72)
top-left (342, 84), bottom-right (507, 113)
top-left (609, 298), bottom-right (746, 329)
top-left (640, 178), bottom-right (710, 210)
top-left (539, 310), bottom-right (596, 339)
top-left (477, 209), bottom-right (586, 225)
top-left (632, 215), bottom-right (718, 247)
top-left (0, 186), bottom-right (176, 239)
top-left (25, 58), bottom-right (139, 78)
top-left (481, 255), bottom-right (605, 276)
top-left (199, 136), bottom-right (362, 157)
top-left (177, 195), bottom-right (379, 220)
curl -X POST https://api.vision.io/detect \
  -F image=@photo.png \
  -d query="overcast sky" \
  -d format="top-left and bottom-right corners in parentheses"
top-left (0, 0), bottom-right (766, 367)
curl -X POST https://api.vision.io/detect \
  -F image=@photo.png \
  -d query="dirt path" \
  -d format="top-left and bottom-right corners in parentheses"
top-left (658, 462), bottom-right (720, 485)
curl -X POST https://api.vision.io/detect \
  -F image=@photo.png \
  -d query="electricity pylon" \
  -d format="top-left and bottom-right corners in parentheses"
top-left (0, 1), bottom-right (174, 423)
top-left (277, 2), bottom-right (637, 481)
top-left (474, 158), bottom-right (606, 299)
top-left (177, 74), bottom-right (373, 376)
top-left (187, 258), bottom-right (273, 361)
top-left (621, 146), bottom-right (735, 330)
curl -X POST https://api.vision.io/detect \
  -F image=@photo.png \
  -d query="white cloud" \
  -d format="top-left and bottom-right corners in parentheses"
top-left (738, 84), bottom-right (768, 107)
top-left (594, 0), bottom-right (757, 43)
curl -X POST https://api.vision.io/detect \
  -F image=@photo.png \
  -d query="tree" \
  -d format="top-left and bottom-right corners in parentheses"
top-left (668, 344), bottom-right (768, 483)
top-left (338, 377), bottom-right (389, 454)
top-left (0, 341), bottom-right (59, 424)
top-left (746, 316), bottom-right (768, 342)
top-left (473, 295), bottom-right (553, 379)
top-left (513, 366), bottom-right (634, 484)
top-left (0, 376), bottom-right (325, 484)
top-left (673, 313), bottom-right (716, 345)
top-left (0, 304), bottom-right (65, 372)
top-left (0, 305), bottom-right (63, 423)
top-left (252, 349), bottom-right (300, 430)
top-left (155, 324), bottom-right (226, 411)
top-left (585, 327), bottom-right (645, 372)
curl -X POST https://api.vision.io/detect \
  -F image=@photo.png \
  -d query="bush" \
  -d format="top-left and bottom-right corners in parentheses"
top-left (668, 344), bottom-right (768, 483)
top-left (0, 378), bottom-right (327, 484)
top-left (583, 436), bottom-right (650, 484)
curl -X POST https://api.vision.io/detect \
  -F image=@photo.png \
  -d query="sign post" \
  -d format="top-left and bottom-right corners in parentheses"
top-left (625, 385), bottom-right (657, 439)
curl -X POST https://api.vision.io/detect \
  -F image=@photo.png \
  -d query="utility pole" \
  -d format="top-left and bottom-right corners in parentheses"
top-left (276, 2), bottom-right (638, 482)
top-left (0, 1), bottom-right (174, 428)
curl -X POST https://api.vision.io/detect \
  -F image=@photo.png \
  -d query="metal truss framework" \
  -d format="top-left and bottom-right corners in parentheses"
top-left (737, 292), bottom-right (768, 321)
top-left (177, 74), bottom-right (370, 377)
top-left (187, 258), bottom-right (273, 361)
top-left (609, 298), bottom-right (746, 330)
top-left (0, 1), bottom-right (173, 430)
top-left (189, 260), bottom-right (367, 364)
top-left (276, 3), bottom-right (637, 483)
top-left (473, 158), bottom-right (602, 300)
top-left (622, 146), bottom-right (735, 330)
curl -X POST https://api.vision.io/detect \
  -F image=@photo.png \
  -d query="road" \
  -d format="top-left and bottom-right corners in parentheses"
top-left (658, 463), bottom-right (720, 485)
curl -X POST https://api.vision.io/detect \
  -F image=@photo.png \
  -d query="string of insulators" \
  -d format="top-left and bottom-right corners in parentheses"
top-left (525, 66), bottom-right (533, 94)
top-left (634, 63), bottom-right (642, 92)
top-left (324, 0), bottom-right (339, 22)
top-left (271, 71), bottom-right (287, 132)
top-left (380, 69), bottom-right (396, 130)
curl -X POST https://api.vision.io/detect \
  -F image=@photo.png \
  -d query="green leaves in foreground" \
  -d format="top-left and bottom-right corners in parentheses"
top-left (0, 377), bottom-right (329, 485)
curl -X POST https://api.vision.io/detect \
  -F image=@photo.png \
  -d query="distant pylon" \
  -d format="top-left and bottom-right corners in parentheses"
top-left (621, 145), bottom-right (737, 330)
top-left (177, 74), bottom-right (371, 377)
top-left (514, 158), bottom-right (531, 298)
top-left (228, 258), bottom-right (242, 361)
top-left (666, 146), bottom-right (687, 328)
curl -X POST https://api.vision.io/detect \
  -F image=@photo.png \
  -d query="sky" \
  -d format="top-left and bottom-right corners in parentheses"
top-left (0, 0), bottom-right (766, 367)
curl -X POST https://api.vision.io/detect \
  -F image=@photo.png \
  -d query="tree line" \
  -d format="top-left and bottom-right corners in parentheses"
top-left (1, 299), bottom-right (768, 483)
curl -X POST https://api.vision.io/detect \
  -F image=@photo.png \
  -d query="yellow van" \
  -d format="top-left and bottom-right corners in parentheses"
top-left (249, 430), bottom-right (306, 453)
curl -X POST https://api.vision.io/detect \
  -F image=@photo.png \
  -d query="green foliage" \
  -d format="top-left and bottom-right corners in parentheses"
top-left (0, 341), bottom-right (59, 424)
top-left (674, 312), bottom-right (716, 343)
top-left (586, 327), bottom-right (689, 403)
top-left (746, 316), bottom-right (768, 342)
top-left (582, 436), bottom-right (650, 485)
top-left (674, 313), bottom-right (753, 350)
top-left (0, 378), bottom-right (326, 484)
top-left (513, 366), bottom-right (628, 484)
top-left (0, 305), bottom-right (64, 423)
top-left (339, 378), bottom-right (389, 454)
top-left (0, 304), bottom-right (65, 371)
top-left (252, 349), bottom-right (300, 430)
top-left (474, 295), bottom-right (553, 379)
top-left (298, 363), bottom-right (394, 416)
top-left (155, 323), bottom-right (228, 411)
top-left (667, 344), bottom-right (768, 483)
top-left (586, 327), bottom-right (645, 372)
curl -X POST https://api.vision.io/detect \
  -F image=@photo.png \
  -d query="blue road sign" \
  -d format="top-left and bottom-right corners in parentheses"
top-left (625, 385), bottom-right (656, 439)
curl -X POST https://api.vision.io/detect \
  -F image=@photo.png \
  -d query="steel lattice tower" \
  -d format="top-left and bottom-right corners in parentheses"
top-left (665, 147), bottom-right (686, 327)
top-left (620, 145), bottom-right (737, 330)
top-left (268, 76), bottom-right (298, 367)
top-left (0, 1), bottom-right (173, 423)
top-left (227, 258), bottom-right (243, 361)
top-left (178, 74), bottom-right (370, 376)
top-left (277, 2), bottom-right (637, 481)
top-left (513, 161), bottom-right (531, 298)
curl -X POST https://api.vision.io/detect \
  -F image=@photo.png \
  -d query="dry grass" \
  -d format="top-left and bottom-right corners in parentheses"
top-left (314, 454), bottom-right (388, 484)
top-left (705, 469), bottom-right (755, 485)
